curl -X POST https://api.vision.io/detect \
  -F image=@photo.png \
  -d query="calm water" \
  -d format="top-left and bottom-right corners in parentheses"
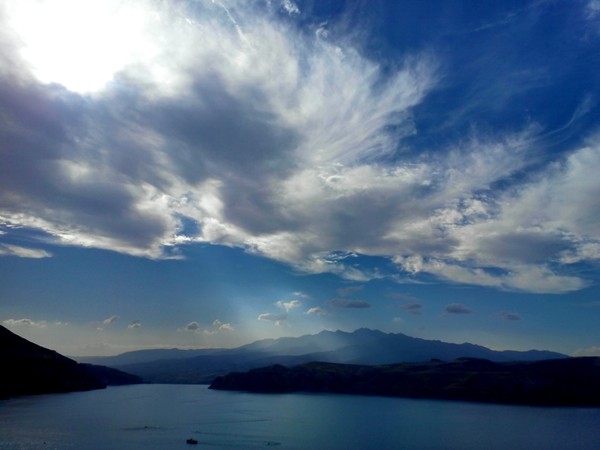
top-left (1, 384), bottom-right (599, 449)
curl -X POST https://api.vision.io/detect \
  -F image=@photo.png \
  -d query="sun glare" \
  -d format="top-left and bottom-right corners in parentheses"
top-left (6, 0), bottom-right (160, 93)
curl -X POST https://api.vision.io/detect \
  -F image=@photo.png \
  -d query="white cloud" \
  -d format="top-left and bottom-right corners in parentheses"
top-left (128, 320), bottom-right (142, 329)
top-left (275, 299), bottom-right (302, 311)
top-left (0, 244), bottom-right (51, 258)
top-left (306, 307), bottom-right (329, 316)
top-left (0, 0), bottom-right (598, 295)
top-left (3, 318), bottom-right (47, 327)
top-left (217, 322), bottom-right (234, 332)
top-left (102, 315), bottom-right (119, 325)
top-left (258, 312), bottom-right (288, 326)
top-left (281, 0), bottom-right (300, 15)
top-left (204, 319), bottom-right (234, 334)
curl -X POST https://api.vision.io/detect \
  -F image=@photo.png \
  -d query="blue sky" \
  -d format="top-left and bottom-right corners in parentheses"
top-left (1, 0), bottom-right (599, 357)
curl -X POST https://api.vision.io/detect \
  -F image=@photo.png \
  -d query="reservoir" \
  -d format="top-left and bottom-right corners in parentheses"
top-left (1, 384), bottom-right (599, 449)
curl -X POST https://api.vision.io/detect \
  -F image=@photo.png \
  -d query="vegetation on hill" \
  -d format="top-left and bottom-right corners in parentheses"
top-left (210, 357), bottom-right (600, 406)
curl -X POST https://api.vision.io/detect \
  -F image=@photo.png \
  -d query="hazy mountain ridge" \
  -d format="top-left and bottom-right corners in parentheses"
top-left (78, 329), bottom-right (567, 384)
top-left (0, 325), bottom-right (142, 399)
top-left (209, 357), bottom-right (600, 406)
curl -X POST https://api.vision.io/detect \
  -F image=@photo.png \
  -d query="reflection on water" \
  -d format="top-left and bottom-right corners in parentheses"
top-left (1, 384), bottom-right (599, 449)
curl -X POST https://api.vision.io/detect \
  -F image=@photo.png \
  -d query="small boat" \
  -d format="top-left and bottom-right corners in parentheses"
top-left (186, 438), bottom-right (198, 445)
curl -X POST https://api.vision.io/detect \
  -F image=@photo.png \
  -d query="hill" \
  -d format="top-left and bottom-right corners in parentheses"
top-left (210, 357), bottom-right (600, 406)
top-left (79, 329), bottom-right (567, 384)
top-left (0, 325), bottom-right (141, 399)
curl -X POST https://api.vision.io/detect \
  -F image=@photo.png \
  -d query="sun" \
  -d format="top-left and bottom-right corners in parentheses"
top-left (5, 0), bottom-right (160, 93)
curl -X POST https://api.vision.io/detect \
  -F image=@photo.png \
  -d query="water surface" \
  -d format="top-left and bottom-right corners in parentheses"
top-left (1, 384), bottom-right (599, 449)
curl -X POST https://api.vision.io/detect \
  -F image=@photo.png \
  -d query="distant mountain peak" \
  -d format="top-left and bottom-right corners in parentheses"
top-left (76, 328), bottom-right (568, 385)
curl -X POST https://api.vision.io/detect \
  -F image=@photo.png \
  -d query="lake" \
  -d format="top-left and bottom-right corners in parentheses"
top-left (1, 384), bottom-right (599, 449)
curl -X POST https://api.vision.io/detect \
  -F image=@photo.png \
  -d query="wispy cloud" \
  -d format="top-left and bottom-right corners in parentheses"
top-left (281, 0), bottom-right (300, 15)
top-left (275, 299), bottom-right (302, 312)
top-left (587, 0), bottom-right (600, 19)
top-left (306, 307), bottom-right (329, 316)
top-left (102, 315), bottom-right (119, 325)
top-left (572, 346), bottom-right (600, 357)
top-left (0, 244), bottom-right (51, 259)
top-left (128, 320), bottom-right (142, 329)
top-left (400, 303), bottom-right (423, 316)
top-left (337, 286), bottom-right (364, 297)
top-left (498, 311), bottom-right (522, 321)
top-left (391, 292), bottom-right (423, 316)
top-left (257, 312), bottom-right (288, 327)
top-left (328, 299), bottom-right (371, 309)
top-left (445, 304), bottom-right (472, 315)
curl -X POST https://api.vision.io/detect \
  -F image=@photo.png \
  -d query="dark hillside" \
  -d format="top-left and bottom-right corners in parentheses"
top-left (0, 325), bottom-right (141, 398)
top-left (210, 357), bottom-right (600, 406)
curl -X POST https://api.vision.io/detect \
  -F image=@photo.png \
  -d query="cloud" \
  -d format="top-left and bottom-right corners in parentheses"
top-left (3, 318), bottom-right (47, 327)
top-left (102, 315), bottom-right (119, 325)
top-left (258, 312), bottom-right (288, 326)
top-left (204, 319), bottom-right (234, 334)
top-left (179, 321), bottom-right (201, 332)
top-left (391, 292), bottom-right (423, 315)
top-left (281, 0), bottom-right (300, 15)
top-left (572, 346), bottom-right (600, 357)
top-left (445, 304), bottom-right (472, 315)
top-left (306, 307), bottom-right (329, 316)
top-left (0, 0), bottom-right (435, 260)
top-left (275, 299), bottom-right (302, 311)
top-left (217, 322), bottom-right (234, 332)
top-left (328, 299), bottom-right (371, 309)
top-left (498, 311), bottom-right (522, 321)
top-left (0, 0), bottom-right (598, 295)
top-left (400, 303), bottom-right (423, 316)
top-left (0, 244), bottom-right (51, 258)
top-left (337, 286), bottom-right (364, 297)
top-left (587, 0), bottom-right (600, 19)
top-left (128, 320), bottom-right (142, 329)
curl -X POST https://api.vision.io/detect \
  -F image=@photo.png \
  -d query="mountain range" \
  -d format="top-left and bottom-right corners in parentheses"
top-left (78, 328), bottom-right (567, 384)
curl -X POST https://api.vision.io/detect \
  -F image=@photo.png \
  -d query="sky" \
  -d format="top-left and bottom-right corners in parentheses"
top-left (1, 0), bottom-right (599, 357)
